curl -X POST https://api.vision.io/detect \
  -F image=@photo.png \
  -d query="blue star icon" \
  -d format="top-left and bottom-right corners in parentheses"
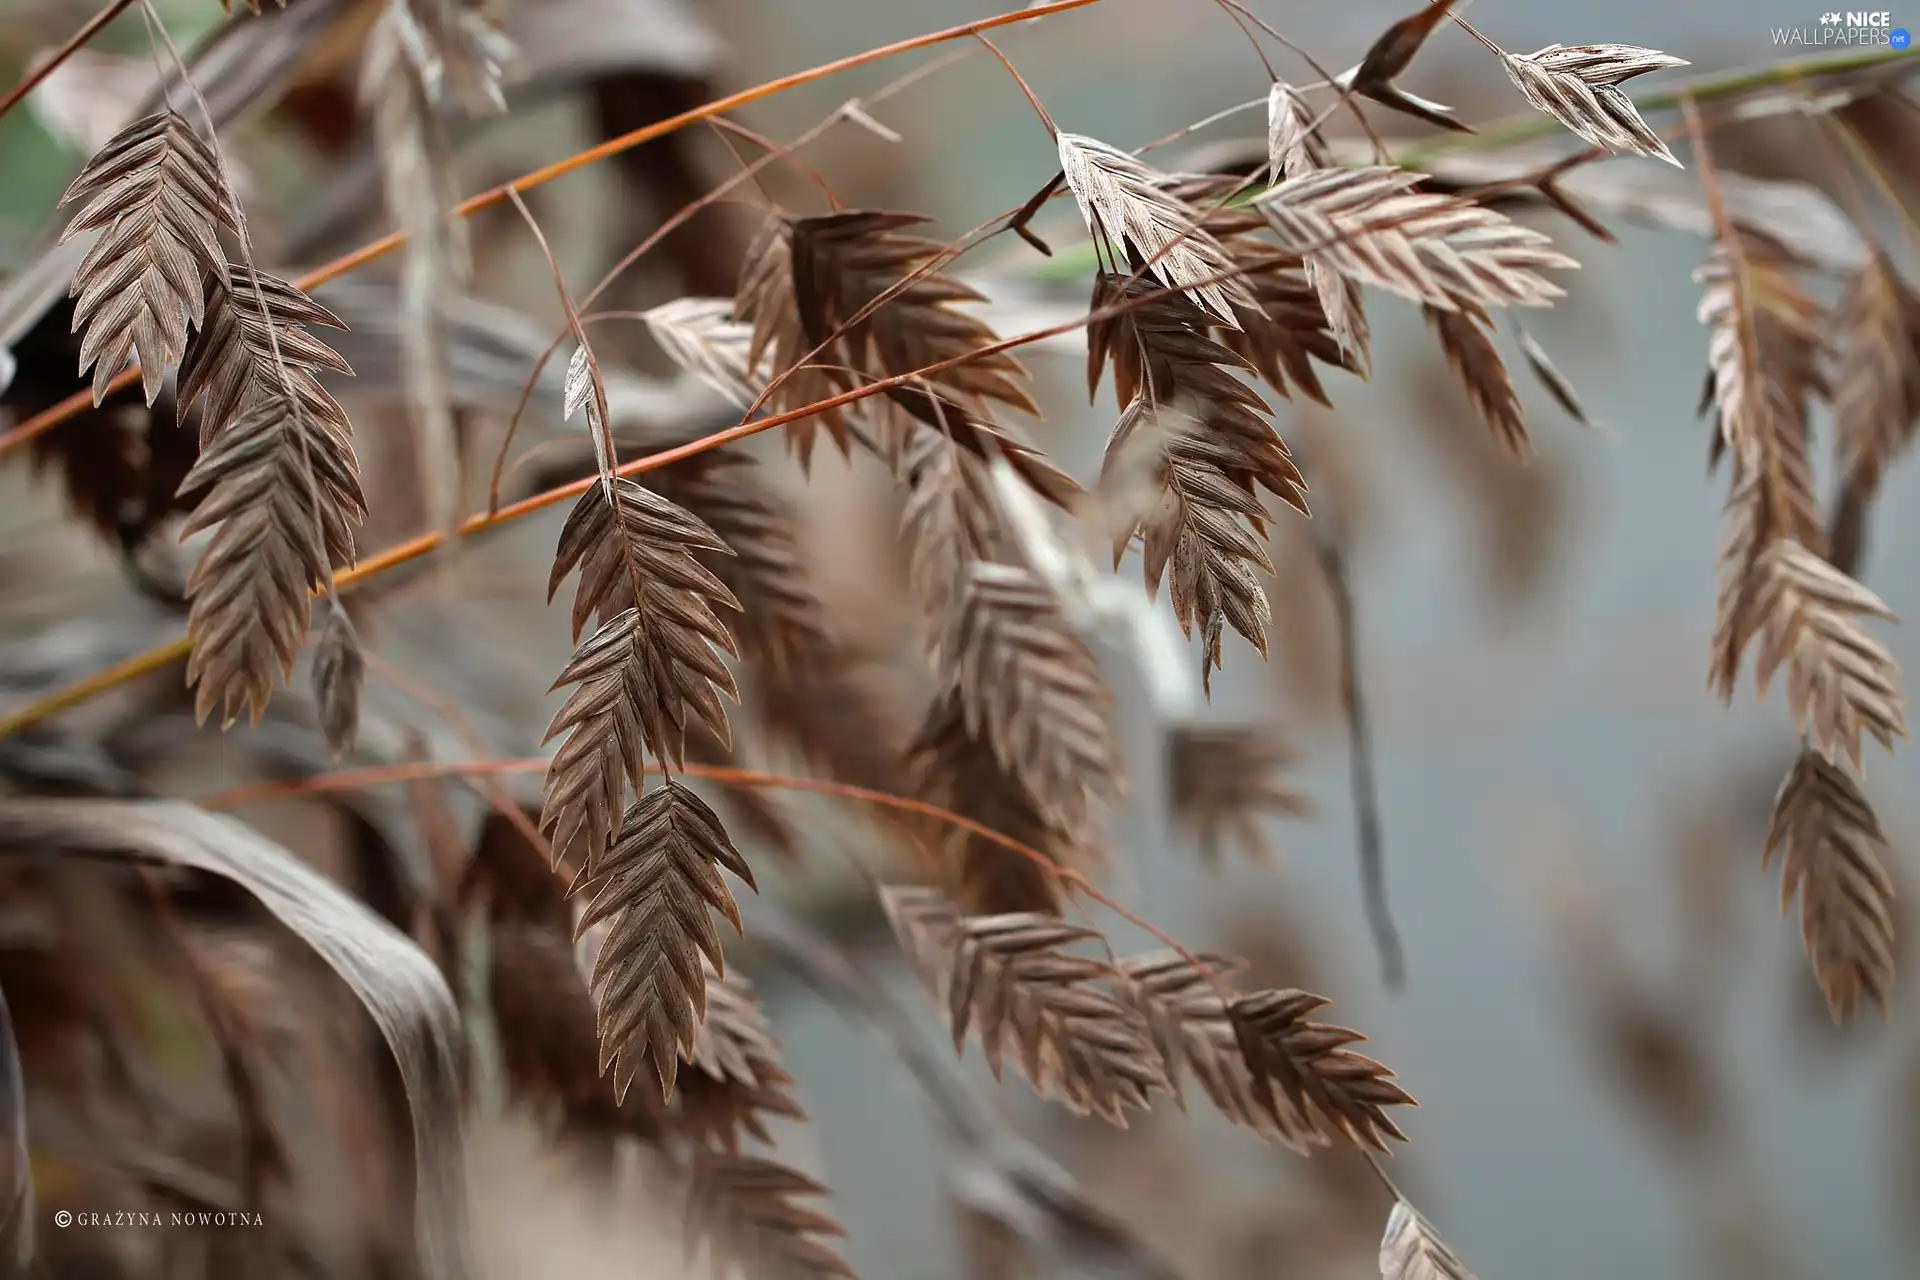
top-left (1894, 27), bottom-right (1913, 49)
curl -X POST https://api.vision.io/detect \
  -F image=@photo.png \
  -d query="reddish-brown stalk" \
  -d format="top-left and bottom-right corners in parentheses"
top-left (0, 0), bottom-right (140, 122)
top-left (195, 756), bottom-right (1212, 972)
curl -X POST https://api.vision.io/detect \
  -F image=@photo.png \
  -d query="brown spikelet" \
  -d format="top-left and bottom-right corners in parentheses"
top-left (540, 477), bottom-right (741, 868)
top-left (1694, 227), bottom-right (1825, 550)
top-left (487, 919), bottom-right (655, 1137)
top-left (1220, 241), bottom-right (1358, 403)
top-left (59, 111), bottom-right (238, 404)
top-left (1265, 82), bottom-right (1331, 187)
top-left (1765, 750), bottom-right (1899, 1022)
top-left (882, 888), bottom-right (1168, 1123)
top-left (889, 384), bottom-right (1080, 505)
top-left (1426, 303), bottom-right (1527, 456)
top-left (1233, 97), bottom-right (1375, 372)
top-left (1166, 724), bottom-right (1314, 865)
top-left (678, 964), bottom-right (807, 1151)
top-left (1090, 271), bottom-right (1307, 671)
top-left (1170, 173), bottom-right (1359, 397)
top-left (945, 911), bottom-right (1167, 1125)
top-left (1228, 988), bottom-right (1414, 1152)
top-left (907, 689), bottom-right (1086, 915)
top-left (1750, 540), bottom-right (1907, 770)
top-left (1115, 951), bottom-right (1325, 1152)
top-left (310, 606), bottom-right (365, 763)
top-left (21, 357), bottom-right (199, 552)
top-left (898, 424), bottom-right (1009, 628)
top-left (879, 885), bottom-right (963, 1007)
top-left (736, 213), bottom-right (862, 468)
top-left (933, 563), bottom-right (1124, 838)
top-left (1709, 463), bottom-right (1773, 702)
top-left (1337, 0), bottom-right (1469, 133)
top-left (176, 394), bottom-right (367, 727)
top-left (787, 210), bottom-right (1040, 422)
top-left (178, 265), bottom-right (354, 447)
top-left (571, 779), bottom-right (756, 1103)
top-left (649, 448), bottom-right (828, 677)
top-left (644, 297), bottom-right (766, 412)
top-left (1832, 253), bottom-right (1920, 493)
top-left (1381, 1199), bottom-right (1479, 1280)
top-left (1255, 167), bottom-right (1578, 313)
top-left (1500, 44), bottom-right (1688, 166)
top-left (1056, 132), bottom-right (1255, 325)
top-left (1516, 327), bottom-right (1594, 427)
top-left (684, 1151), bottom-right (855, 1280)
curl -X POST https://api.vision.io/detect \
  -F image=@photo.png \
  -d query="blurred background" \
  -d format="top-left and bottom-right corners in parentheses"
top-left (1, 1), bottom-right (1917, 1277)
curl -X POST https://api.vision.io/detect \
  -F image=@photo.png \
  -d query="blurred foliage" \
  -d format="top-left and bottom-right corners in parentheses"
top-left (0, 0), bottom-right (218, 244)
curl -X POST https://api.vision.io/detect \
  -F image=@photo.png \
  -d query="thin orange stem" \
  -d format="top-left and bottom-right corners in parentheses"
top-left (194, 756), bottom-right (1205, 966)
top-left (0, 0), bottom-right (139, 122)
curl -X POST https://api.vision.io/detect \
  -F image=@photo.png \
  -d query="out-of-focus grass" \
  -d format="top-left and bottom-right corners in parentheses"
top-left (0, 0), bottom-right (217, 251)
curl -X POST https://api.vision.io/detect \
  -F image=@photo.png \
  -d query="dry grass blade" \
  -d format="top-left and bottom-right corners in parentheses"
top-left (311, 605), bottom-right (365, 763)
top-left (1335, 0), bottom-right (1469, 133)
top-left (571, 779), bottom-right (757, 1103)
top-left (1057, 132), bottom-right (1254, 325)
top-left (1425, 303), bottom-right (1526, 455)
top-left (1228, 987), bottom-right (1414, 1152)
top-left (178, 265), bottom-right (353, 447)
top-left (1750, 540), bottom-right (1908, 769)
top-left (1256, 167), bottom-right (1578, 313)
top-left (934, 562), bottom-right (1123, 838)
top-left (1116, 950), bottom-right (1325, 1152)
top-left (946, 910), bottom-right (1168, 1125)
top-left (684, 1150), bottom-right (855, 1279)
top-left (1166, 723), bottom-right (1314, 865)
top-left (58, 111), bottom-right (237, 404)
top-left (0, 800), bottom-right (470, 1278)
top-left (1694, 227), bottom-right (1826, 549)
top-left (540, 475), bottom-right (741, 868)
top-left (1501, 44), bottom-right (1688, 167)
top-left (177, 394), bottom-right (367, 728)
top-left (1765, 749), bottom-right (1899, 1021)
top-left (679, 963), bottom-right (807, 1151)
top-left (1090, 272), bottom-right (1307, 672)
top-left (1380, 1198), bottom-right (1478, 1280)
top-left (645, 296), bottom-right (767, 412)
top-left (788, 210), bottom-right (1040, 424)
